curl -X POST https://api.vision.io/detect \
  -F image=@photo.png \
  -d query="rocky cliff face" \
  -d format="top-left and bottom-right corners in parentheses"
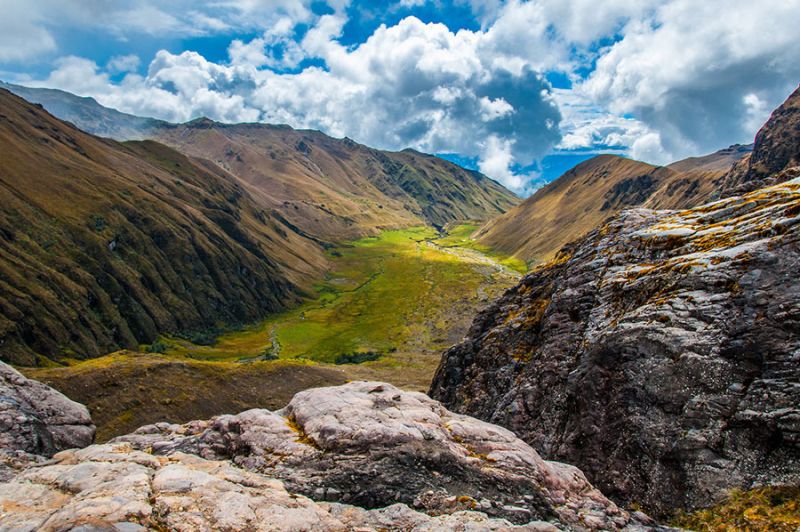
top-left (0, 378), bottom-right (658, 531)
top-left (719, 84), bottom-right (800, 195)
top-left (431, 175), bottom-right (800, 516)
top-left (0, 361), bottom-right (94, 482)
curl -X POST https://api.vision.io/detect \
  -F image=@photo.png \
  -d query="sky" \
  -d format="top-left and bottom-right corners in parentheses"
top-left (1, 0), bottom-right (799, 194)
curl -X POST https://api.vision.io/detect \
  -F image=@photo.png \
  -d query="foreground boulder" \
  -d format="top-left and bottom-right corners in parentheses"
top-left (0, 361), bottom-right (94, 459)
top-left (431, 176), bottom-right (800, 516)
top-left (0, 380), bottom-right (657, 530)
top-left (0, 443), bottom-right (568, 531)
top-left (114, 381), bottom-right (649, 530)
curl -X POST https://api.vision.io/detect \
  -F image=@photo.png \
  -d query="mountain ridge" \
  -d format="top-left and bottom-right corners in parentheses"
top-left (1, 80), bottom-right (519, 238)
top-left (475, 145), bottom-right (752, 264)
top-left (0, 88), bottom-right (323, 364)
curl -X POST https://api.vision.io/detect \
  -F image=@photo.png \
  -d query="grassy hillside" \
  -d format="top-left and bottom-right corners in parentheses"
top-left (152, 121), bottom-right (519, 240)
top-left (2, 82), bottom-right (519, 241)
top-left (0, 88), bottom-right (326, 364)
top-left (476, 147), bottom-right (750, 264)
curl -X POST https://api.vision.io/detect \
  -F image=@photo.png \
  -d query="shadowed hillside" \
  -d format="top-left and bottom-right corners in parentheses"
top-left (0, 89), bottom-right (327, 365)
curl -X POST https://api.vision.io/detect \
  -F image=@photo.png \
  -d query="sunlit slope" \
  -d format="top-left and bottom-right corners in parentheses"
top-left (476, 147), bottom-right (750, 264)
top-left (152, 121), bottom-right (519, 241)
top-left (2, 82), bottom-right (519, 242)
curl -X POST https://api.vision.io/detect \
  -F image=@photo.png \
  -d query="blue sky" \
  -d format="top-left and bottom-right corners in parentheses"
top-left (2, 0), bottom-right (799, 194)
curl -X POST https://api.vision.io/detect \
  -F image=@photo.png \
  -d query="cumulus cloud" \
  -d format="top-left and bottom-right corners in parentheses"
top-left (107, 54), bottom-right (140, 74)
top-left (8, 0), bottom-right (800, 191)
top-left (0, 0), bottom-right (56, 62)
top-left (581, 0), bottom-right (800, 159)
top-left (32, 14), bottom-right (562, 192)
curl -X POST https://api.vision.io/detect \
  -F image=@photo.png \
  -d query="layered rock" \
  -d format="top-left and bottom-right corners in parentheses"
top-left (0, 361), bottom-right (94, 458)
top-left (0, 380), bottom-right (657, 530)
top-left (0, 443), bottom-right (566, 531)
top-left (431, 177), bottom-right (800, 515)
top-left (114, 381), bottom-right (650, 530)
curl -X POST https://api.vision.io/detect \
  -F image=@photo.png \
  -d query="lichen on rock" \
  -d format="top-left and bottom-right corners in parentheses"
top-left (430, 176), bottom-right (800, 516)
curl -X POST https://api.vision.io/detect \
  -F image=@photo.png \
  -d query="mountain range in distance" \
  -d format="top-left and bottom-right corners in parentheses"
top-left (0, 84), bottom-right (517, 364)
top-left (1, 79), bottom-right (786, 365)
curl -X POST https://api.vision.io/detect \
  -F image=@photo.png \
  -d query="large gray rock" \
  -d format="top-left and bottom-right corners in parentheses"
top-left (0, 442), bottom-right (566, 531)
top-left (431, 176), bottom-right (800, 516)
top-left (0, 361), bottom-right (94, 457)
top-left (0, 382), bottom-right (657, 531)
top-left (111, 381), bottom-right (653, 530)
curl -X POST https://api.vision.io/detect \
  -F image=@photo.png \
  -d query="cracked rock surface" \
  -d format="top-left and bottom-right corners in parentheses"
top-left (0, 381), bottom-right (659, 531)
top-left (0, 361), bottom-right (94, 461)
top-left (112, 381), bottom-right (652, 530)
top-left (430, 176), bottom-right (800, 516)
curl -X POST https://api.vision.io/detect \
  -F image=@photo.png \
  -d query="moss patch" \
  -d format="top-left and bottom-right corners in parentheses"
top-left (671, 486), bottom-right (800, 531)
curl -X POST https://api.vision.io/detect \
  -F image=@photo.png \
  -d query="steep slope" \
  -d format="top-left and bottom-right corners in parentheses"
top-left (476, 147), bottom-right (750, 265)
top-left (719, 84), bottom-right (800, 195)
top-left (0, 80), bottom-right (165, 140)
top-left (3, 82), bottom-right (519, 239)
top-left (643, 144), bottom-right (753, 209)
top-left (475, 155), bottom-right (660, 264)
top-left (431, 174), bottom-right (800, 515)
top-left (0, 89), bottom-right (327, 365)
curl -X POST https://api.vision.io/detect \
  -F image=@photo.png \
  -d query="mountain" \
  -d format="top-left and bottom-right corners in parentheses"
top-left (719, 84), bottom-right (800, 195)
top-left (0, 80), bottom-right (166, 140)
top-left (151, 120), bottom-right (518, 239)
top-left (0, 85), bottom-right (518, 365)
top-left (0, 371), bottom-right (655, 530)
top-left (430, 89), bottom-right (800, 516)
top-left (475, 146), bottom-right (751, 265)
top-left (431, 174), bottom-right (800, 516)
top-left (2, 81), bottom-right (519, 240)
top-left (0, 88), bottom-right (327, 365)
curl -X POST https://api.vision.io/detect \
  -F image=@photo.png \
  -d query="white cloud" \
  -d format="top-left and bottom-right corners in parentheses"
top-left (31, 13), bottom-right (561, 192)
top-left (10, 0), bottom-right (800, 192)
top-left (581, 0), bottom-right (800, 159)
top-left (107, 54), bottom-right (140, 74)
top-left (0, 0), bottom-right (56, 62)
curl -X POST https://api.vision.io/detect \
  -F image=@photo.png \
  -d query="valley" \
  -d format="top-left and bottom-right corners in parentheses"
top-left (22, 224), bottom-right (522, 439)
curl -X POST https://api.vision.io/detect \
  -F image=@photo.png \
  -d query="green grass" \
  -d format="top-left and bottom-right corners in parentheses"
top-left (435, 223), bottom-right (528, 274)
top-left (156, 225), bottom-right (521, 369)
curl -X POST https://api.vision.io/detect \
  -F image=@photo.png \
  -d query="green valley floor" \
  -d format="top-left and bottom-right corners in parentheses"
top-left (23, 225), bottom-right (523, 440)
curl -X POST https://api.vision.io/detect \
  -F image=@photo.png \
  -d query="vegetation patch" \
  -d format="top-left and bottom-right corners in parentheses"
top-left (334, 351), bottom-right (382, 365)
top-left (671, 486), bottom-right (800, 531)
top-left (155, 225), bottom-right (521, 388)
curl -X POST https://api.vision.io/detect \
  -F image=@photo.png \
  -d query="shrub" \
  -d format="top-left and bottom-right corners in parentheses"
top-left (145, 340), bottom-right (168, 354)
top-left (334, 351), bottom-right (382, 365)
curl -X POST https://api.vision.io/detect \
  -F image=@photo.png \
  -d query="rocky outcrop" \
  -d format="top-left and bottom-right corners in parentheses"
top-left (0, 381), bottom-right (656, 530)
top-left (0, 443), bottom-right (567, 531)
top-left (431, 176), bottom-right (800, 516)
top-left (719, 84), bottom-right (800, 195)
top-left (0, 361), bottom-right (94, 458)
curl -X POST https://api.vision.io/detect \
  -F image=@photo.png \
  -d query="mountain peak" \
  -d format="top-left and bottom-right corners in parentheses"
top-left (719, 84), bottom-right (800, 195)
